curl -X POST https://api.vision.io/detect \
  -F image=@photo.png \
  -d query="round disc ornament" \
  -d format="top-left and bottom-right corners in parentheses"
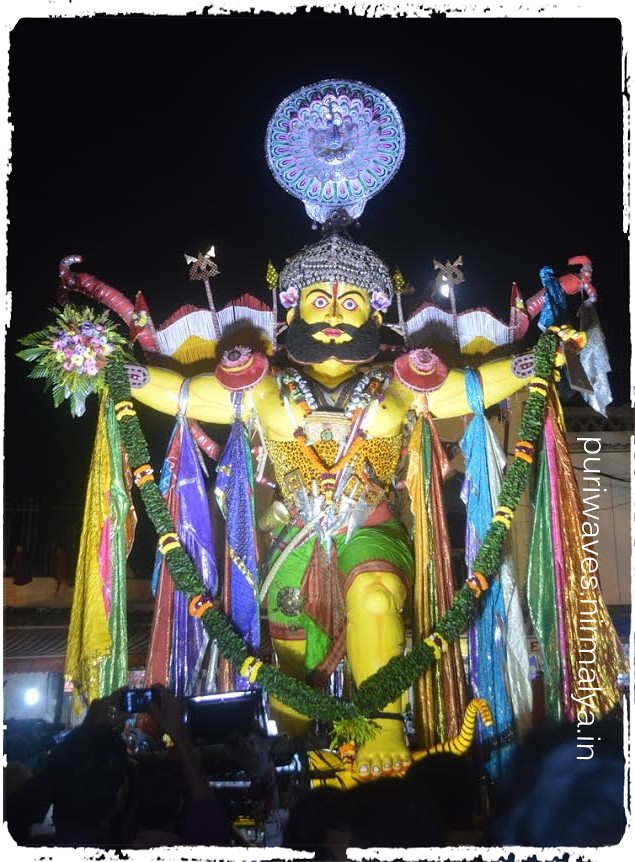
top-left (265, 79), bottom-right (406, 224)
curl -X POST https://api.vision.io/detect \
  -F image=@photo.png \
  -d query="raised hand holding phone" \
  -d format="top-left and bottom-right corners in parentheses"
top-left (145, 684), bottom-right (186, 743)
top-left (119, 688), bottom-right (161, 714)
top-left (85, 686), bottom-right (129, 729)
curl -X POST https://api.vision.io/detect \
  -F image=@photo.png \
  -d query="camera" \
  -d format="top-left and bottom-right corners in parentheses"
top-left (119, 688), bottom-right (160, 714)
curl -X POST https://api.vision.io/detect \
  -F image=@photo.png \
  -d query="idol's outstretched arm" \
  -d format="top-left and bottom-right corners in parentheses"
top-left (127, 366), bottom-right (244, 425)
top-left (426, 353), bottom-right (533, 419)
top-left (392, 348), bottom-right (535, 420)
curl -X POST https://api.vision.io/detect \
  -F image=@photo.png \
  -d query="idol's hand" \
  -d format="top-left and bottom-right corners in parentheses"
top-left (548, 324), bottom-right (588, 367)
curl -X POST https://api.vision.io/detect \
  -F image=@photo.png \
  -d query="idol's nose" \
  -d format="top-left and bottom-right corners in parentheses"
top-left (325, 300), bottom-right (343, 325)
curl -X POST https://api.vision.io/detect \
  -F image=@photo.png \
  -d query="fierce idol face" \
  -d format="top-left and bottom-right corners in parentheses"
top-left (285, 282), bottom-right (382, 365)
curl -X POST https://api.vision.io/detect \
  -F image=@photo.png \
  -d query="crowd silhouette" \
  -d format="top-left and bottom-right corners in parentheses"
top-left (4, 687), bottom-right (627, 853)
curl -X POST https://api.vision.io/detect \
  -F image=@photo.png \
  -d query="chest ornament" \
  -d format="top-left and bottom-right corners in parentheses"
top-left (276, 367), bottom-right (392, 508)
top-left (303, 410), bottom-right (351, 445)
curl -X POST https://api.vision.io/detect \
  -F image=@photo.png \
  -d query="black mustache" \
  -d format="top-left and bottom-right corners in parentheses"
top-left (285, 314), bottom-right (380, 365)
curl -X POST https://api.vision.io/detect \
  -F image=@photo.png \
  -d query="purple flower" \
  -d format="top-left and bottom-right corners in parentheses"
top-left (279, 286), bottom-right (299, 309)
top-left (370, 290), bottom-right (391, 312)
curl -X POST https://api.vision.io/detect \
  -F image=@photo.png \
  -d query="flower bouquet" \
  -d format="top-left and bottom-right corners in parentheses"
top-left (18, 305), bottom-right (132, 417)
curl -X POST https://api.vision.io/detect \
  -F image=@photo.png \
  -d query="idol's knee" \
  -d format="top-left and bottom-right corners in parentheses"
top-left (363, 583), bottom-right (394, 615)
top-left (347, 573), bottom-right (396, 617)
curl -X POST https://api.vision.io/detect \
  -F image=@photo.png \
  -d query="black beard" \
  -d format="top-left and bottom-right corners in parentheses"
top-left (284, 316), bottom-right (381, 365)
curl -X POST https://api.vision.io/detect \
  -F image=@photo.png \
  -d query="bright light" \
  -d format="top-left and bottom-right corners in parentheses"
top-left (24, 687), bottom-right (40, 706)
top-left (438, 284), bottom-right (450, 298)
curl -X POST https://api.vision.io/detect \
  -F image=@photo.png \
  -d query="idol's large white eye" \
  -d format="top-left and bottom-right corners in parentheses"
top-left (341, 297), bottom-right (359, 311)
top-left (312, 295), bottom-right (329, 309)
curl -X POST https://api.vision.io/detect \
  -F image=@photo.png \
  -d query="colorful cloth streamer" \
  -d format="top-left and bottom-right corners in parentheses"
top-left (526, 439), bottom-right (564, 721)
top-left (461, 369), bottom-right (530, 778)
top-left (538, 265), bottom-right (568, 331)
top-left (99, 397), bottom-right (135, 697)
top-left (544, 410), bottom-right (574, 717)
top-left (147, 380), bottom-right (218, 697)
top-left (145, 431), bottom-right (178, 690)
top-left (215, 393), bottom-right (260, 687)
top-left (406, 411), bottom-right (468, 749)
top-left (65, 394), bottom-right (134, 711)
top-left (527, 393), bottom-right (627, 720)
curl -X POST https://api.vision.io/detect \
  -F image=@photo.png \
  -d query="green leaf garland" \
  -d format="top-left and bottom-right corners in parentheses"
top-left (97, 334), bottom-right (557, 741)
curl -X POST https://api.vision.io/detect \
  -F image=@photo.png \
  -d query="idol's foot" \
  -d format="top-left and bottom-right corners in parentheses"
top-left (356, 715), bottom-right (411, 776)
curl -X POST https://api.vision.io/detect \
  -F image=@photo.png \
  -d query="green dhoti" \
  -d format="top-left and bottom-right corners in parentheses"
top-left (265, 518), bottom-right (414, 685)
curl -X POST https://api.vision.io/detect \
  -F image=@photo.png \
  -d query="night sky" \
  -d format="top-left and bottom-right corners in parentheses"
top-left (4, 14), bottom-right (628, 513)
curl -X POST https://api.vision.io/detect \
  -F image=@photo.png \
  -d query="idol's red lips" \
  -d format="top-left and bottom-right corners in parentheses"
top-left (322, 328), bottom-right (343, 337)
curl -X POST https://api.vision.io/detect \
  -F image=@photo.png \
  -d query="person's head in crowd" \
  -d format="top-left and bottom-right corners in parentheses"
top-left (285, 773), bottom-right (444, 855)
top-left (133, 753), bottom-right (185, 846)
top-left (4, 718), bottom-right (62, 771)
top-left (405, 753), bottom-right (477, 838)
top-left (45, 722), bottom-right (135, 846)
top-left (345, 775), bottom-right (443, 848)
top-left (284, 785), bottom-right (354, 860)
top-left (4, 761), bottom-right (33, 808)
top-left (489, 718), bottom-right (626, 846)
top-left (4, 759), bottom-right (52, 843)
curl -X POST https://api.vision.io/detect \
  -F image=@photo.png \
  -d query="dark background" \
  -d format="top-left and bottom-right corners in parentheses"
top-left (4, 14), bottom-right (628, 566)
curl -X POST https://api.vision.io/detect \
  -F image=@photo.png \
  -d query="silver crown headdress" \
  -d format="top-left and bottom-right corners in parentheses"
top-left (278, 232), bottom-right (393, 311)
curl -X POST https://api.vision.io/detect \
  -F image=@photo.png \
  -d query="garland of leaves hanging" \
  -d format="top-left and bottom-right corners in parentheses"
top-left (101, 331), bottom-right (558, 731)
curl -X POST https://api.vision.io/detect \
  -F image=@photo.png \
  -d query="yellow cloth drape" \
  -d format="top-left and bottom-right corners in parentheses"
top-left (64, 396), bottom-right (113, 711)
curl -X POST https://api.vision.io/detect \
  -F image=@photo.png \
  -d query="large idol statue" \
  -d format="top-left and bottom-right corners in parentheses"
top-left (126, 227), bottom-right (536, 774)
top-left (25, 80), bottom-right (624, 781)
